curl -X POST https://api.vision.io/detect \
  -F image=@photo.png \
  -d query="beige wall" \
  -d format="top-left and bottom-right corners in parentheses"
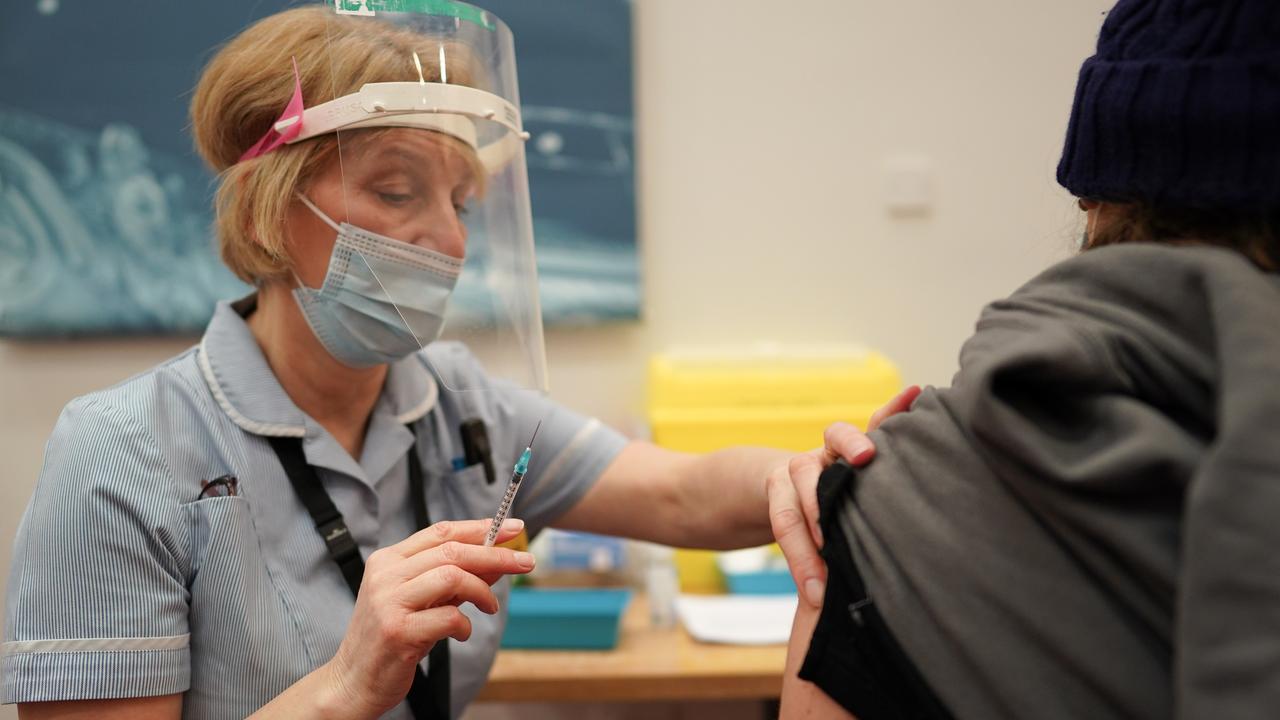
top-left (0, 1), bottom-right (1111, 716)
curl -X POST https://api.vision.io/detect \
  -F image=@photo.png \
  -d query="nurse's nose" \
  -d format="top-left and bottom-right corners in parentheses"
top-left (411, 195), bottom-right (468, 259)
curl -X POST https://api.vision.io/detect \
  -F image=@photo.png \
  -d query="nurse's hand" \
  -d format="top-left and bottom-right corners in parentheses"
top-left (767, 386), bottom-right (921, 607)
top-left (324, 518), bottom-right (533, 718)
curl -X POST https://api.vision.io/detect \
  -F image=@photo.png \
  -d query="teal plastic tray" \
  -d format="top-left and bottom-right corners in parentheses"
top-left (501, 588), bottom-right (633, 650)
top-left (724, 568), bottom-right (797, 595)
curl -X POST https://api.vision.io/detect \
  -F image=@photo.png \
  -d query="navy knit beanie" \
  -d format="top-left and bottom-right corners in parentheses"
top-left (1057, 0), bottom-right (1280, 210)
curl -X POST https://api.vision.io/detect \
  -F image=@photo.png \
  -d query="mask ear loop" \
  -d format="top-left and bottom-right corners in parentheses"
top-left (291, 193), bottom-right (345, 291)
top-left (296, 194), bottom-right (343, 233)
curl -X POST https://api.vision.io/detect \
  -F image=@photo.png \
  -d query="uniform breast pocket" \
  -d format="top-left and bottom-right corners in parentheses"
top-left (445, 463), bottom-right (506, 522)
top-left (181, 495), bottom-right (280, 636)
top-left (449, 463), bottom-right (490, 487)
top-left (180, 495), bottom-right (310, 710)
top-left (181, 495), bottom-right (258, 584)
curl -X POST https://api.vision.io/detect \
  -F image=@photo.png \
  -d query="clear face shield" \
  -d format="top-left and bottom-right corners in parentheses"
top-left (292, 0), bottom-right (546, 394)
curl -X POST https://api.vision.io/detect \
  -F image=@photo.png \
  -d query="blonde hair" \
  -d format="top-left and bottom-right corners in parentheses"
top-left (190, 6), bottom-right (480, 283)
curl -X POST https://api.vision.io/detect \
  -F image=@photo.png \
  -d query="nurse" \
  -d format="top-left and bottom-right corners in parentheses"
top-left (2, 4), bottom-right (877, 719)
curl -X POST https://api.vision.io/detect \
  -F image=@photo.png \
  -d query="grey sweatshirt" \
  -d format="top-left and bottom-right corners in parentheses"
top-left (842, 243), bottom-right (1280, 720)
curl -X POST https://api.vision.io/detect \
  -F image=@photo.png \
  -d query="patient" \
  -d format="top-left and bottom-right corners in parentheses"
top-left (771, 1), bottom-right (1280, 718)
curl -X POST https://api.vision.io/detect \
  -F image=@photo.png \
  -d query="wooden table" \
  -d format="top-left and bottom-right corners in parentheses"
top-left (475, 594), bottom-right (788, 703)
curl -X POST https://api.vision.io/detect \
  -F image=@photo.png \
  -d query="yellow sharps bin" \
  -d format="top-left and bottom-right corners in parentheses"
top-left (647, 347), bottom-right (901, 594)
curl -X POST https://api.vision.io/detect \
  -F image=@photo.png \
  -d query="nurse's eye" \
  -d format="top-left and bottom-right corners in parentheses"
top-left (377, 191), bottom-right (413, 206)
top-left (453, 202), bottom-right (470, 217)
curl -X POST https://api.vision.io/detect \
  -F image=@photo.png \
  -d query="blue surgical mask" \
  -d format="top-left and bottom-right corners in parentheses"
top-left (291, 196), bottom-right (463, 368)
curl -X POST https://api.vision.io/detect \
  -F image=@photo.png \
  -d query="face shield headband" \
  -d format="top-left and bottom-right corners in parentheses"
top-left (237, 55), bottom-right (529, 173)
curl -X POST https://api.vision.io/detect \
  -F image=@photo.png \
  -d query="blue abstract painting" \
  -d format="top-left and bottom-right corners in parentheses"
top-left (0, 0), bottom-right (637, 336)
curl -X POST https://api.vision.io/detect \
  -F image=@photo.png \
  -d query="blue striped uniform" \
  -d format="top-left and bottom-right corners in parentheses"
top-left (3, 298), bottom-right (627, 719)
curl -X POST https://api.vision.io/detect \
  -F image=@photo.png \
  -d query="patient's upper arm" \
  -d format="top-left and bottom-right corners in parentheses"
top-left (781, 596), bottom-right (856, 719)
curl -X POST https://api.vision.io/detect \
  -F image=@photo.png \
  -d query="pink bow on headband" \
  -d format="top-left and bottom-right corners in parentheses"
top-left (238, 57), bottom-right (305, 162)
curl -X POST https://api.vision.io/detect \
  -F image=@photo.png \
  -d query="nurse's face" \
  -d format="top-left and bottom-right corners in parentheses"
top-left (286, 128), bottom-right (479, 289)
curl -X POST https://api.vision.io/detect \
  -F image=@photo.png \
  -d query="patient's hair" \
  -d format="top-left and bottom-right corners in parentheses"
top-left (1087, 204), bottom-right (1280, 272)
top-left (190, 6), bottom-right (480, 283)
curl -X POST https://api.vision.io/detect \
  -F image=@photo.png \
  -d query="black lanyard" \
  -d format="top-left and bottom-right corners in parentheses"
top-left (267, 424), bottom-right (450, 720)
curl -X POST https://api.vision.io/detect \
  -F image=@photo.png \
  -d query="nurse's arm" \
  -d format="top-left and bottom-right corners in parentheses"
top-left (553, 388), bottom-right (916, 553)
top-left (16, 681), bottom-right (357, 720)
top-left (16, 674), bottom-right (379, 720)
top-left (19, 695), bottom-right (182, 720)
top-left (15, 668), bottom-right (367, 720)
top-left (553, 440), bottom-right (793, 549)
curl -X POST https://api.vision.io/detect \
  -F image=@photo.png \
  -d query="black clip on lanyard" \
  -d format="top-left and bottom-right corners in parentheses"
top-left (459, 418), bottom-right (495, 484)
top-left (267, 424), bottom-right (450, 720)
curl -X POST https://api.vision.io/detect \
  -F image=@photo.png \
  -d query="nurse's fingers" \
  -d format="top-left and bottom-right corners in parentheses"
top-left (819, 386), bottom-right (920, 466)
top-left (788, 452), bottom-right (827, 549)
top-left (408, 605), bottom-right (475, 645)
top-left (867, 385), bottom-right (922, 432)
top-left (767, 462), bottom-right (827, 608)
top-left (822, 422), bottom-right (876, 467)
top-left (394, 518), bottom-right (525, 558)
top-left (398, 564), bottom-right (501, 615)
top-left (400, 540), bottom-right (536, 586)
top-left (475, 572), bottom-right (504, 587)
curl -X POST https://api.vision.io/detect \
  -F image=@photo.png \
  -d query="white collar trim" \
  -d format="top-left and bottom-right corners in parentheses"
top-left (394, 369), bottom-right (439, 425)
top-left (198, 337), bottom-right (307, 438)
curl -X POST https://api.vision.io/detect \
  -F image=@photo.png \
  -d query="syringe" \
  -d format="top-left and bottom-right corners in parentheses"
top-left (483, 421), bottom-right (541, 547)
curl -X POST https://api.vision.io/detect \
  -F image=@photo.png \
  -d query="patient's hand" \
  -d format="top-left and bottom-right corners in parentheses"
top-left (767, 386), bottom-right (921, 607)
top-left (780, 595), bottom-right (856, 719)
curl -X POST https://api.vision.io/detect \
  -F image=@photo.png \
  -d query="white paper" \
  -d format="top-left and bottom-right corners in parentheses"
top-left (675, 594), bottom-right (799, 645)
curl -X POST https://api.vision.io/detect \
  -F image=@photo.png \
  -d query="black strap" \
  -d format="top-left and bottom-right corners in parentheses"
top-left (267, 426), bottom-right (450, 720)
top-left (266, 436), bottom-right (365, 593)
top-left (406, 426), bottom-right (451, 720)
top-left (407, 426), bottom-right (429, 532)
